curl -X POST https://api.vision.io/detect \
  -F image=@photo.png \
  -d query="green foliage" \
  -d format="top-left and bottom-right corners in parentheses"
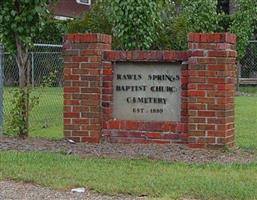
top-left (181, 0), bottom-right (220, 32)
top-left (67, 0), bottom-right (257, 57)
top-left (35, 20), bottom-right (67, 44)
top-left (42, 70), bottom-right (58, 87)
top-left (67, 0), bottom-right (256, 56)
top-left (229, 0), bottom-right (257, 59)
top-left (68, 0), bottom-right (112, 35)
top-left (4, 87), bottom-right (63, 140)
top-left (155, 0), bottom-right (256, 56)
top-left (110, 0), bottom-right (161, 50)
top-left (0, 0), bottom-right (49, 53)
top-left (5, 88), bottom-right (38, 137)
top-left (155, 0), bottom-right (221, 50)
top-left (5, 72), bottom-right (58, 137)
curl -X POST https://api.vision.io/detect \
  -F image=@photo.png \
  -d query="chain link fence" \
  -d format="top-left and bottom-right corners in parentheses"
top-left (0, 44), bottom-right (64, 139)
top-left (0, 45), bottom-right (3, 135)
top-left (239, 41), bottom-right (257, 85)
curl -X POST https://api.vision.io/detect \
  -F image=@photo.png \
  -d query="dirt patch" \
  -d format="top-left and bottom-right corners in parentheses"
top-left (0, 136), bottom-right (256, 164)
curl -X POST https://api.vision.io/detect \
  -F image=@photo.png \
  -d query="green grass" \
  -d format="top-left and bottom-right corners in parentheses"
top-left (0, 152), bottom-right (257, 200)
top-left (236, 96), bottom-right (257, 150)
top-left (239, 86), bottom-right (257, 94)
top-left (4, 87), bottom-right (63, 139)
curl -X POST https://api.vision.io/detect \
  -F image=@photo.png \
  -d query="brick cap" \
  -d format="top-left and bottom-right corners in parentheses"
top-left (103, 50), bottom-right (189, 62)
top-left (188, 32), bottom-right (236, 44)
top-left (64, 33), bottom-right (112, 44)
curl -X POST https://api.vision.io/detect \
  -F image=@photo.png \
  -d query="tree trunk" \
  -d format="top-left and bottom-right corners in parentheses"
top-left (16, 38), bottom-right (30, 138)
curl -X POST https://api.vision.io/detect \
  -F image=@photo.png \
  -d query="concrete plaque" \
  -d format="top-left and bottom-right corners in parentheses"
top-left (113, 62), bottom-right (181, 122)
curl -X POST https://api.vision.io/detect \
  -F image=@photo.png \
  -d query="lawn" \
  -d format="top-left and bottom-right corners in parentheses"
top-left (236, 96), bottom-right (257, 149)
top-left (239, 85), bottom-right (257, 94)
top-left (0, 152), bottom-right (257, 200)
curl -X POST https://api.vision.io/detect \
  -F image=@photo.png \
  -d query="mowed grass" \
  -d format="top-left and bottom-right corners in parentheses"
top-left (236, 96), bottom-right (257, 150)
top-left (0, 152), bottom-right (257, 200)
top-left (4, 87), bottom-right (63, 139)
top-left (239, 85), bottom-right (257, 94)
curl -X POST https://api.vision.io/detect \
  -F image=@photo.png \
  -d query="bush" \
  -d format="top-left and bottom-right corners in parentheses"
top-left (67, 0), bottom-right (256, 56)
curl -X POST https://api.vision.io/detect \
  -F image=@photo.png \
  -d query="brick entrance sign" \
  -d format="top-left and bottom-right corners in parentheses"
top-left (63, 32), bottom-right (237, 148)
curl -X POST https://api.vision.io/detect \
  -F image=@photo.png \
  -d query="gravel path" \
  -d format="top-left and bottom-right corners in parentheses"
top-left (0, 137), bottom-right (256, 164)
top-left (0, 181), bottom-right (143, 200)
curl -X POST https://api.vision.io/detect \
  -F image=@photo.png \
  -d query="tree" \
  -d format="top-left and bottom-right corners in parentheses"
top-left (109, 0), bottom-right (162, 50)
top-left (68, 0), bottom-right (256, 57)
top-left (0, 0), bottom-right (49, 137)
top-left (68, 0), bottom-right (112, 35)
top-left (155, 0), bottom-right (221, 50)
top-left (229, 0), bottom-right (257, 59)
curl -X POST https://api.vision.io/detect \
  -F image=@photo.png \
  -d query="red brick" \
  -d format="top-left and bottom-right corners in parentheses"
top-left (64, 112), bottom-right (80, 118)
top-left (103, 69), bottom-right (113, 75)
top-left (198, 111), bottom-right (216, 117)
top-left (125, 121), bottom-right (139, 130)
top-left (189, 130), bottom-right (206, 136)
top-left (64, 100), bottom-right (80, 105)
top-left (198, 124), bottom-right (216, 131)
top-left (208, 50), bottom-right (227, 57)
top-left (188, 103), bottom-right (206, 110)
top-left (81, 136), bottom-right (100, 143)
top-left (189, 117), bottom-right (206, 123)
top-left (72, 119), bottom-right (89, 125)
top-left (72, 131), bottom-right (89, 137)
top-left (145, 132), bottom-right (161, 139)
top-left (108, 120), bottom-right (120, 129)
top-left (81, 49), bottom-right (101, 56)
top-left (188, 91), bottom-right (206, 97)
top-left (64, 125), bottom-right (80, 130)
top-left (63, 32), bottom-right (236, 149)
top-left (198, 84), bottom-right (215, 90)
top-left (189, 77), bottom-right (206, 83)
top-left (64, 119), bottom-right (71, 125)
top-left (187, 143), bottom-right (206, 148)
top-left (148, 140), bottom-right (171, 144)
top-left (208, 78), bottom-right (226, 84)
top-left (64, 75), bottom-right (80, 81)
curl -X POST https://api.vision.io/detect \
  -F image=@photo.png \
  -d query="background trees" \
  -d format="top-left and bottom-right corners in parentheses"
top-left (67, 0), bottom-right (257, 59)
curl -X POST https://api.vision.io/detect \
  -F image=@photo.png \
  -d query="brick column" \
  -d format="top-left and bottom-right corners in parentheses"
top-left (188, 33), bottom-right (237, 148)
top-left (63, 33), bottom-right (112, 143)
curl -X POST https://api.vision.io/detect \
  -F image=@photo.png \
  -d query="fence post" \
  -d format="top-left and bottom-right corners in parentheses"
top-left (236, 63), bottom-right (241, 91)
top-left (0, 44), bottom-right (4, 135)
top-left (31, 52), bottom-right (35, 87)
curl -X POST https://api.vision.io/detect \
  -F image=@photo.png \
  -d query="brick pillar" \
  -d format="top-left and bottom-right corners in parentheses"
top-left (63, 33), bottom-right (112, 143)
top-left (188, 33), bottom-right (237, 148)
